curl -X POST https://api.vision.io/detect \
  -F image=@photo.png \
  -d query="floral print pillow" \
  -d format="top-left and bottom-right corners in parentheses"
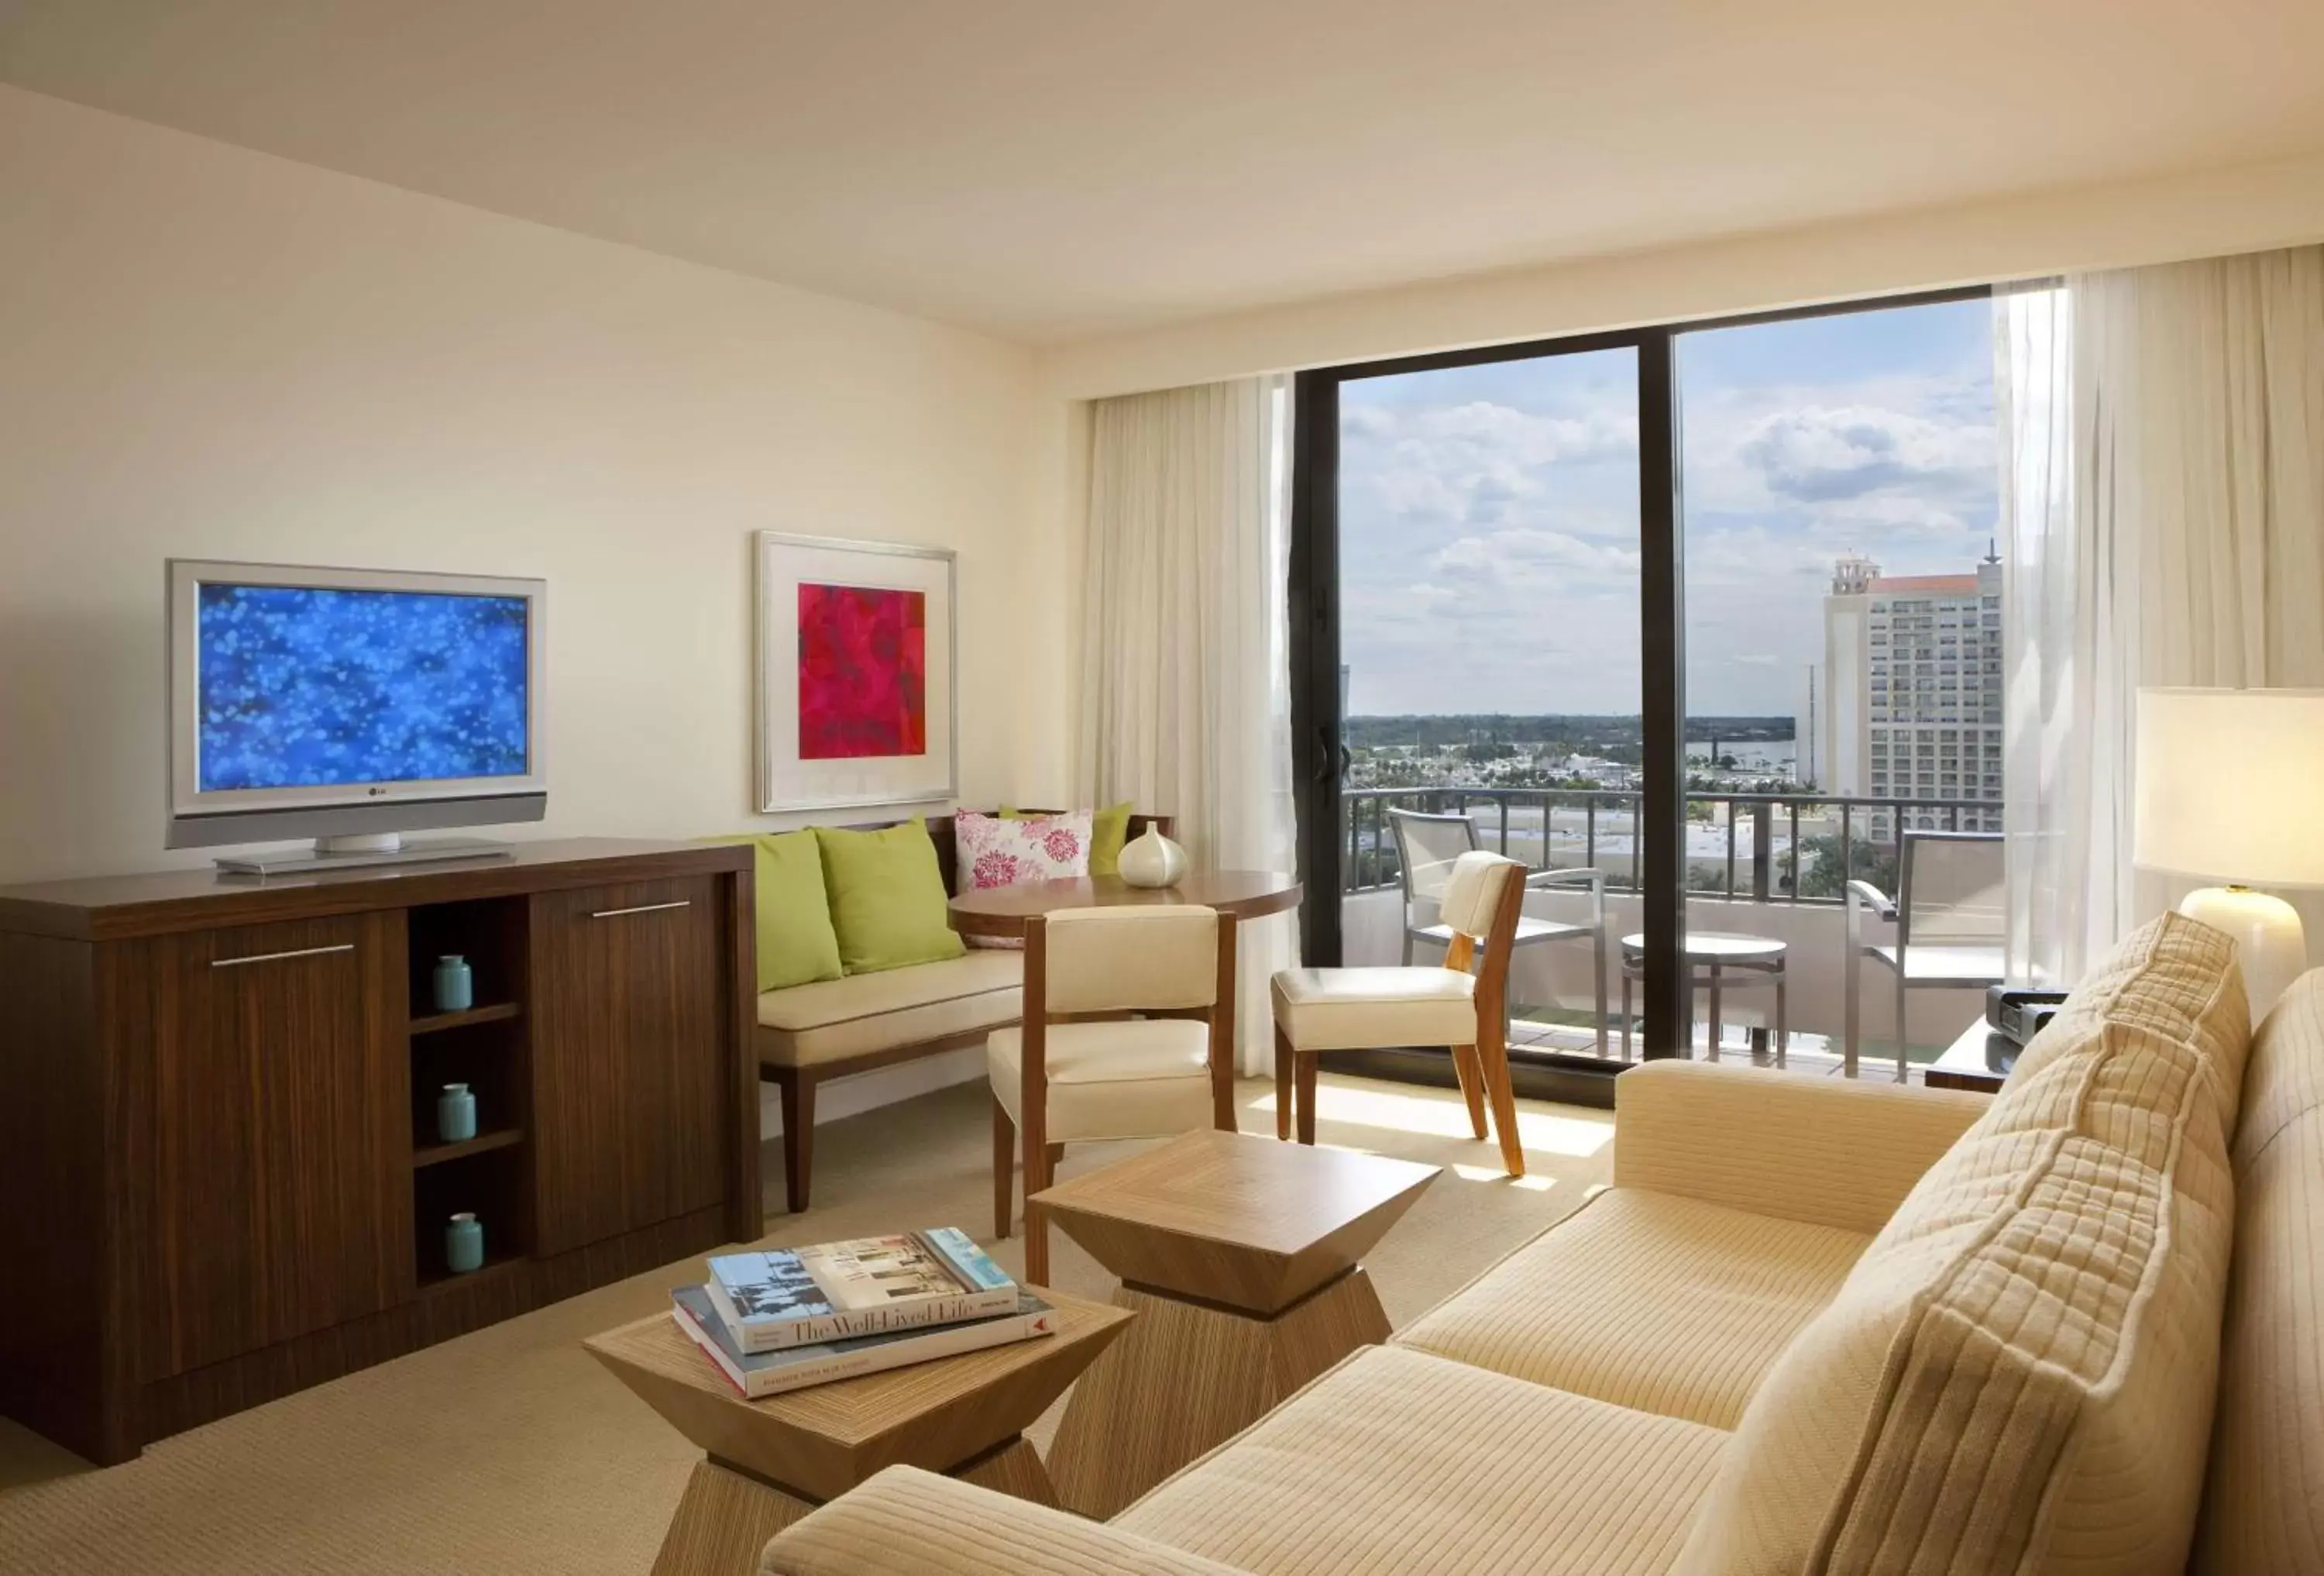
top-left (954, 810), bottom-right (1093, 948)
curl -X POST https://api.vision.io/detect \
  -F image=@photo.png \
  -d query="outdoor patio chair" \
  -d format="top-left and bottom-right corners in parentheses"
top-left (1844, 829), bottom-right (2005, 1080)
top-left (1390, 807), bottom-right (1608, 1056)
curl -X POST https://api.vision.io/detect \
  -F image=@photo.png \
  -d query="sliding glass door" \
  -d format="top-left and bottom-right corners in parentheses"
top-left (1674, 295), bottom-right (2005, 1076)
top-left (1292, 327), bottom-right (1688, 1090)
top-left (1291, 289), bottom-right (1993, 1098)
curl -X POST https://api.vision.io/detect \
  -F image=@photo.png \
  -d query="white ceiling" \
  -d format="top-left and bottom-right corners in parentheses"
top-left (5, 0), bottom-right (2322, 344)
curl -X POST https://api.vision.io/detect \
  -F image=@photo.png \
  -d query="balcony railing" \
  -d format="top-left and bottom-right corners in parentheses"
top-left (1341, 786), bottom-right (2001, 902)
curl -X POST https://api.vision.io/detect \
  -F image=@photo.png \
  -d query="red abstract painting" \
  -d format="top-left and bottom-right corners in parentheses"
top-left (797, 584), bottom-right (927, 759)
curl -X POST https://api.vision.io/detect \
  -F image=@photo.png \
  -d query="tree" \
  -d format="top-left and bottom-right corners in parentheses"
top-left (1794, 834), bottom-right (1898, 900)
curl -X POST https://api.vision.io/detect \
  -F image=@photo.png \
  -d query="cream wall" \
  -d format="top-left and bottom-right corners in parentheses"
top-left (0, 85), bottom-right (1064, 890)
top-left (1041, 146), bottom-right (2324, 398)
top-left (0, 86), bottom-right (1079, 1136)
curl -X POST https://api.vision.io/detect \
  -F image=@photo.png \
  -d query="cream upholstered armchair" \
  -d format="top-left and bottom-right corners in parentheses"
top-left (1271, 850), bottom-right (1528, 1176)
top-left (988, 906), bottom-right (1236, 1285)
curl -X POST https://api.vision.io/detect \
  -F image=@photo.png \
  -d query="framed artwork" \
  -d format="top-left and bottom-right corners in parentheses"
top-left (755, 532), bottom-right (957, 813)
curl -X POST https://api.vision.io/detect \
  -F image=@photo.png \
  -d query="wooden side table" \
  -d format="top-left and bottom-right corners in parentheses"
top-left (585, 1288), bottom-right (1131, 1576)
top-left (1035, 1130), bottom-right (1438, 1519)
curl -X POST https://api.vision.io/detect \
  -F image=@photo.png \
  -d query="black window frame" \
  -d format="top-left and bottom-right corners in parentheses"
top-left (1288, 284), bottom-right (1992, 1098)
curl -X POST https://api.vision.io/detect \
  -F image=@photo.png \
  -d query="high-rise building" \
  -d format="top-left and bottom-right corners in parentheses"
top-left (1818, 550), bottom-right (2003, 837)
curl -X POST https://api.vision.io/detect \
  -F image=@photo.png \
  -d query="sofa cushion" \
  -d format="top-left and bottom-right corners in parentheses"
top-left (987, 1019), bottom-right (1212, 1143)
top-left (1394, 1187), bottom-right (1868, 1429)
top-left (1117, 1344), bottom-right (1725, 1576)
top-left (705, 831), bottom-right (844, 991)
top-left (761, 1468), bottom-right (1247, 1576)
top-left (1673, 911), bottom-right (2250, 1576)
top-left (813, 820), bottom-right (968, 975)
top-left (758, 951), bottom-right (1020, 1069)
top-left (2192, 967), bottom-right (2324, 1574)
top-left (1003, 801), bottom-right (1136, 877)
top-left (954, 810), bottom-right (1091, 951)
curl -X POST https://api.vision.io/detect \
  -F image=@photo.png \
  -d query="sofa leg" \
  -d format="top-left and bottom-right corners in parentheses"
top-left (778, 1072), bottom-right (815, 1214)
top-left (1294, 1052), bottom-right (1318, 1145)
top-left (991, 1093), bottom-right (1014, 1239)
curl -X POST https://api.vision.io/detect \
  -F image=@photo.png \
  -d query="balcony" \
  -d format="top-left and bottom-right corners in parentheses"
top-left (1340, 787), bottom-right (2000, 1080)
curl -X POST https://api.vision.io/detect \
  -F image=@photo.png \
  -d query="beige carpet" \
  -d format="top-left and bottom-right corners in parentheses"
top-left (0, 1072), bottom-right (1612, 1574)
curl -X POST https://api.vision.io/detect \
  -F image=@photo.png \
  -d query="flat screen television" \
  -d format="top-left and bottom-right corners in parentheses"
top-left (167, 559), bottom-right (546, 872)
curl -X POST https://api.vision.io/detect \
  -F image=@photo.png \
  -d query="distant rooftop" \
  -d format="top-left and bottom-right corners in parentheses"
top-left (1870, 573), bottom-right (1981, 594)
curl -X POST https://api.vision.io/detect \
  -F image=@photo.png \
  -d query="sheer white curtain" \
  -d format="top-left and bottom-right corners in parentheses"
top-left (1998, 280), bottom-right (2135, 986)
top-left (2000, 246), bottom-right (2324, 982)
top-left (1077, 375), bottom-right (1300, 1074)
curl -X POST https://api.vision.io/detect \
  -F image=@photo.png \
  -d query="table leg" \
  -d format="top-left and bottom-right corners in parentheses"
top-left (955, 1435), bottom-right (1057, 1506)
top-left (654, 1435), bottom-right (1057, 1576)
top-left (1621, 969), bottom-right (1633, 1062)
top-left (1775, 972), bottom-right (1788, 1067)
top-left (1049, 1269), bottom-right (1391, 1522)
top-left (651, 1459), bottom-right (813, 1576)
top-left (1212, 914), bottom-right (1239, 1131)
top-left (1707, 962), bottom-right (1722, 1062)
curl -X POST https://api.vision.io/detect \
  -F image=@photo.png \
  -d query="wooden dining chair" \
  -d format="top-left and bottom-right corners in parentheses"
top-left (1270, 851), bottom-right (1528, 1176)
top-left (988, 904), bottom-right (1237, 1285)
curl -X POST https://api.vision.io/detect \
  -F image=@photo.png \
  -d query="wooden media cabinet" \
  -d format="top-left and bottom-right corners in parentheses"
top-left (0, 838), bottom-right (760, 1464)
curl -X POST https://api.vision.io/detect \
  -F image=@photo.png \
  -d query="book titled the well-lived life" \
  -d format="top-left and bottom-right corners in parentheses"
top-left (672, 1284), bottom-right (1056, 1400)
top-left (705, 1227), bottom-right (1016, 1353)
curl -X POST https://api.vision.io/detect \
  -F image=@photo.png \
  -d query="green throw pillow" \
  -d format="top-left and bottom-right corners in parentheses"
top-left (1002, 801), bottom-right (1136, 876)
top-left (813, 821), bottom-right (967, 975)
top-left (701, 832), bottom-right (844, 992)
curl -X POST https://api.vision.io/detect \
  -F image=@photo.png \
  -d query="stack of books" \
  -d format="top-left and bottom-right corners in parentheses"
top-left (672, 1227), bottom-right (1054, 1399)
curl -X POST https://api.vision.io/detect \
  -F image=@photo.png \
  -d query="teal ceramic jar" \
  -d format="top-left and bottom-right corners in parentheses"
top-left (437, 1082), bottom-right (478, 1144)
top-left (445, 1213), bottom-right (484, 1274)
top-left (432, 954), bottom-right (474, 1013)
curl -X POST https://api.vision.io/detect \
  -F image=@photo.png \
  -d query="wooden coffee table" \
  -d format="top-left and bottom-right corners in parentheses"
top-left (1034, 1129), bottom-right (1439, 1519)
top-left (585, 1287), bottom-right (1131, 1576)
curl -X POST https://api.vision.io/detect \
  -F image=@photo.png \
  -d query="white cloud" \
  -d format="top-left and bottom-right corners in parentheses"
top-left (1432, 528), bottom-right (1642, 582)
top-left (1738, 404), bottom-right (1993, 504)
top-left (1336, 332), bottom-right (2000, 716)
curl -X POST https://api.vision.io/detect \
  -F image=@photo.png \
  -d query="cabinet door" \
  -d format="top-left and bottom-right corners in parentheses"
top-left (530, 876), bottom-right (724, 1254)
top-left (143, 913), bottom-right (406, 1379)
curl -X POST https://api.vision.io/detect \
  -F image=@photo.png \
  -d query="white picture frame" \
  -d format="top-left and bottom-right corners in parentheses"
top-left (754, 532), bottom-right (958, 814)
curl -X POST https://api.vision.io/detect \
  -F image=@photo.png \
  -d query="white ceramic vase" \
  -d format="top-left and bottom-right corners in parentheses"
top-left (1116, 824), bottom-right (1189, 889)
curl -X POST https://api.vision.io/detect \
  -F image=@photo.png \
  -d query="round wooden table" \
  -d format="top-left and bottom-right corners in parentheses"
top-left (947, 870), bottom-right (1301, 942)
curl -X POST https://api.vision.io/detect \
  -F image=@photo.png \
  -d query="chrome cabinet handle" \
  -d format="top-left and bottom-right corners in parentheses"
top-left (590, 900), bottom-right (693, 920)
top-left (211, 942), bottom-right (356, 969)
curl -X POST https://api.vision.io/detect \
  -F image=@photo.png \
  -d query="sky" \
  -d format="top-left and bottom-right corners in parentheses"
top-left (1337, 297), bottom-right (1999, 717)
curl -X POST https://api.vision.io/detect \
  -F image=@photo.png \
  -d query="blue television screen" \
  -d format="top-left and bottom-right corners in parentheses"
top-left (195, 583), bottom-right (531, 792)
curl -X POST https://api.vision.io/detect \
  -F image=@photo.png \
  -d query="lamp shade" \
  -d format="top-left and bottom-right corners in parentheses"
top-left (2134, 688), bottom-right (2324, 886)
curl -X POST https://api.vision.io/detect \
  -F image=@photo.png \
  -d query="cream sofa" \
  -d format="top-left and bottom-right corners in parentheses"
top-left (757, 910), bottom-right (2324, 1574)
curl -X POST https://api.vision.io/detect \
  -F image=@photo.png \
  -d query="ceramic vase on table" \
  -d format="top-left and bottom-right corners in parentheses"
top-left (1117, 824), bottom-right (1190, 889)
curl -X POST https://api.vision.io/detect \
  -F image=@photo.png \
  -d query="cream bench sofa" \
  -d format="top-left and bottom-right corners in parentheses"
top-left (758, 811), bottom-right (1169, 1212)
top-left (759, 910), bottom-right (2322, 1574)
